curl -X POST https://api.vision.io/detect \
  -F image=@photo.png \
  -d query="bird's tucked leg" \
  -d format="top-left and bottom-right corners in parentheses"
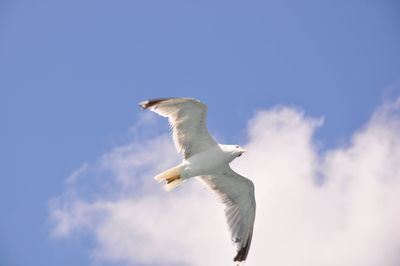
top-left (154, 165), bottom-right (185, 191)
top-left (166, 175), bottom-right (180, 184)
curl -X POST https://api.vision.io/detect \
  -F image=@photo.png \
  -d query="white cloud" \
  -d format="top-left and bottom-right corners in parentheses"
top-left (49, 100), bottom-right (400, 266)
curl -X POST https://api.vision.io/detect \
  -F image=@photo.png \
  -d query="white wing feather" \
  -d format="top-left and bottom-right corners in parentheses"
top-left (139, 98), bottom-right (217, 158)
top-left (199, 167), bottom-right (256, 263)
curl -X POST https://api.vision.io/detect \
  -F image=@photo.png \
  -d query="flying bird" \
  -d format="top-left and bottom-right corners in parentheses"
top-left (139, 97), bottom-right (256, 265)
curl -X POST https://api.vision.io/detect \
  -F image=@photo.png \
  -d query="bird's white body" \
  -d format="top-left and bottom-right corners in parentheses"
top-left (181, 145), bottom-right (238, 179)
top-left (139, 98), bottom-right (255, 265)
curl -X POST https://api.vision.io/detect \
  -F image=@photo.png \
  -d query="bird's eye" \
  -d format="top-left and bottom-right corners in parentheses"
top-left (236, 145), bottom-right (239, 148)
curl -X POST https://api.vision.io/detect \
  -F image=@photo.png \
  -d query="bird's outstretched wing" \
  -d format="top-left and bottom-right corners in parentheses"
top-left (139, 98), bottom-right (218, 159)
top-left (199, 167), bottom-right (256, 264)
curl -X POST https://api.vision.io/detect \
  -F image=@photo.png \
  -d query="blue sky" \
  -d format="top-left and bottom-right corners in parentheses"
top-left (1, 1), bottom-right (400, 265)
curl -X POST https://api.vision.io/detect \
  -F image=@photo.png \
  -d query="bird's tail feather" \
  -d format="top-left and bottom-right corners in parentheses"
top-left (154, 165), bottom-right (185, 191)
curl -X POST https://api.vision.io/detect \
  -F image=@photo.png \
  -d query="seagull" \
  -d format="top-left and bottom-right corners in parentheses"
top-left (139, 97), bottom-right (256, 265)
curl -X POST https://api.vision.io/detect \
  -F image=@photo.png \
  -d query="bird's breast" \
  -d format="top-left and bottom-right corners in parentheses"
top-left (182, 148), bottom-right (227, 178)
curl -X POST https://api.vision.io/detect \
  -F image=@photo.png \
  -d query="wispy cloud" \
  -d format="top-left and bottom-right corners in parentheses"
top-left (49, 100), bottom-right (400, 266)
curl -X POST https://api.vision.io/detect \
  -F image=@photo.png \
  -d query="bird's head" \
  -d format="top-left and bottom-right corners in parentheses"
top-left (221, 144), bottom-right (246, 159)
top-left (234, 145), bottom-right (246, 157)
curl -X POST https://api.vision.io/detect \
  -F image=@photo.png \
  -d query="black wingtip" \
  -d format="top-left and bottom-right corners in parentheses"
top-left (233, 235), bottom-right (253, 263)
top-left (138, 98), bottom-right (171, 109)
